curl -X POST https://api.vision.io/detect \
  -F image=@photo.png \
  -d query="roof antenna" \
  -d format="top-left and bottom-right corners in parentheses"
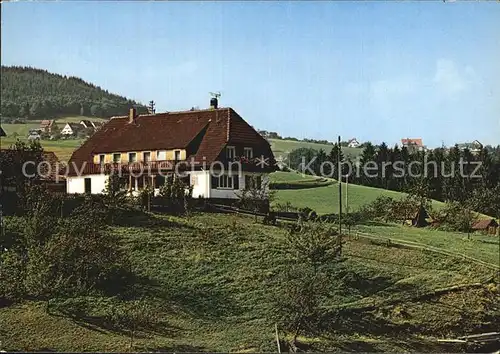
top-left (148, 100), bottom-right (156, 114)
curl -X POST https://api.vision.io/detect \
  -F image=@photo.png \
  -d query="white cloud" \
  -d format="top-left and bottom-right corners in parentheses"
top-left (433, 59), bottom-right (476, 99)
top-left (345, 76), bottom-right (419, 118)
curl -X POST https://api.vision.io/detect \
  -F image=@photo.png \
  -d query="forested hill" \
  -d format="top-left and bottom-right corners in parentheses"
top-left (1, 66), bottom-right (147, 119)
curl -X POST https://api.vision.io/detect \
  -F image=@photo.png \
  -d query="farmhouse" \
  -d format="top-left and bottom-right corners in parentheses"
top-left (79, 120), bottom-right (94, 129)
top-left (0, 150), bottom-right (65, 193)
top-left (61, 123), bottom-right (83, 136)
top-left (472, 219), bottom-right (498, 235)
top-left (80, 119), bottom-right (103, 130)
top-left (457, 140), bottom-right (482, 155)
top-left (66, 99), bottom-right (277, 199)
top-left (40, 119), bottom-right (58, 134)
top-left (347, 138), bottom-right (360, 148)
top-left (401, 138), bottom-right (426, 152)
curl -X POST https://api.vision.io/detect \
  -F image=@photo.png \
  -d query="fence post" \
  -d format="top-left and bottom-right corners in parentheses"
top-left (275, 323), bottom-right (281, 353)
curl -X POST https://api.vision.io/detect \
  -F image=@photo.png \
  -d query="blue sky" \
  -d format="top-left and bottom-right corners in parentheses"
top-left (2, 1), bottom-right (499, 147)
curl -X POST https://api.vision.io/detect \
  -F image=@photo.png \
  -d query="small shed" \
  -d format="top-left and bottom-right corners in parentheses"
top-left (411, 206), bottom-right (430, 227)
top-left (472, 219), bottom-right (499, 235)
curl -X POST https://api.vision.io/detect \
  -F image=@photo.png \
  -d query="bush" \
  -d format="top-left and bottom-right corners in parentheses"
top-left (287, 219), bottom-right (340, 271)
top-left (363, 196), bottom-right (395, 220)
top-left (158, 175), bottom-right (193, 215)
top-left (272, 266), bottom-right (328, 351)
top-left (0, 188), bottom-right (130, 305)
top-left (434, 201), bottom-right (478, 234)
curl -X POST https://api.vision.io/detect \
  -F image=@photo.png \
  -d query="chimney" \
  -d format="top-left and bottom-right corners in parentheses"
top-left (210, 97), bottom-right (218, 109)
top-left (129, 107), bottom-right (137, 124)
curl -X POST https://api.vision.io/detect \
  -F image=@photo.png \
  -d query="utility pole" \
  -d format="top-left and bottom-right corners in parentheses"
top-left (338, 136), bottom-right (342, 235)
top-left (345, 175), bottom-right (349, 214)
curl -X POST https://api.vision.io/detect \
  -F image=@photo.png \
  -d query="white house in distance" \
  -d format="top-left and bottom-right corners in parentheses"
top-left (457, 140), bottom-right (483, 155)
top-left (66, 98), bottom-right (277, 200)
top-left (347, 138), bottom-right (360, 148)
top-left (80, 119), bottom-right (104, 130)
top-left (61, 123), bottom-right (83, 136)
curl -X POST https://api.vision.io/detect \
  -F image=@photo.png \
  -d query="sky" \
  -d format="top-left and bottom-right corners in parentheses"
top-left (2, 1), bottom-right (499, 148)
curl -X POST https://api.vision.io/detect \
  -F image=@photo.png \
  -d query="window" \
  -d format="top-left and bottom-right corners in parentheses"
top-left (137, 176), bottom-right (144, 190)
top-left (244, 147), bottom-right (253, 159)
top-left (226, 146), bottom-right (236, 159)
top-left (113, 153), bottom-right (121, 163)
top-left (245, 175), bottom-right (262, 190)
top-left (84, 178), bottom-right (92, 194)
top-left (174, 150), bottom-right (181, 161)
top-left (212, 175), bottom-right (239, 189)
top-left (128, 152), bottom-right (137, 163)
top-left (143, 151), bottom-right (151, 162)
top-left (154, 174), bottom-right (166, 187)
top-left (157, 150), bottom-right (167, 160)
top-left (99, 154), bottom-right (105, 165)
top-left (180, 174), bottom-right (190, 187)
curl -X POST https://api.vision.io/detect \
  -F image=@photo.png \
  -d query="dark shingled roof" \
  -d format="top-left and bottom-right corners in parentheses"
top-left (67, 107), bottom-right (275, 175)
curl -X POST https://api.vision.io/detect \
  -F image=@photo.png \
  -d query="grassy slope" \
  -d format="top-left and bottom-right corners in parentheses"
top-left (1, 116), bottom-right (107, 161)
top-left (355, 223), bottom-right (499, 266)
top-left (1, 212), bottom-right (498, 352)
top-left (273, 181), bottom-right (415, 214)
top-left (269, 138), bottom-right (362, 159)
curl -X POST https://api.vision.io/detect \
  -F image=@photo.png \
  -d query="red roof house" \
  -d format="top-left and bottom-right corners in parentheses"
top-left (472, 219), bottom-right (498, 235)
top-left (66, 101), bottom-right (276, 199)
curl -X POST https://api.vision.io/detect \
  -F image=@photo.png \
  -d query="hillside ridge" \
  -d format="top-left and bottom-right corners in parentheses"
top-left (1, 66), bottom-right (147, 120)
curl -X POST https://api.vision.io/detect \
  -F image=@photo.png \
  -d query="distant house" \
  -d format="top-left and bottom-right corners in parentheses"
top-left (0, 126), bottom-right (6, 137)
top-left (40, 120), bottom-right (58, 134)
top-left (79, 119), bottom-right (104, 129)
top-left (472, 219), bottom-right (498, 235)
top-left (0, 150), bottom-right (66, 193)
top-left (61, 123), bottom-right (83, 136)
top-left (92, 121), bottom-right (105, 130)
top-left (79, 120), bottom-right (94, 129)
top-left (347, 138), bottom-right (360, 148)
top-left (28, 131), bottom-right (41, 140)
top-left (401, 138), bottom-right (426, 152)
top-left (457, 140), bottom-right (482, 155)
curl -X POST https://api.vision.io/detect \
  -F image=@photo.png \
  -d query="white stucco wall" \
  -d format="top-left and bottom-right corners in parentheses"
top-left (67, 171), bottom-right (269, 200)
top-left (67, 174), bottom-right (109, 194)
top-left (210, 172), bottom-right (268, 200)
top-left (190, 170), bottom-right (211, 198)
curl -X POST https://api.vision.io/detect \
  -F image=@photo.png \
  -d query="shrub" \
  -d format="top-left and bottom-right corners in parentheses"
top-left (434, 201), bottom-right (478, 235)
top-left (158, 175), bottom-right (193, 215)
top-left (237, 175), bottom-right (274, 214)
top-left (272, 266), bottom-right (328, 351)
top-left (287, 219), bottom-right (340, 272)
top-left (0, 188), bottom-right (130, 305)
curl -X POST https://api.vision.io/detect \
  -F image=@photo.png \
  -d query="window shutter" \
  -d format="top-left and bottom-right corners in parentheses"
top-left (256, 176), bottom-right (262, 189)
top-left (211, 175), bottom-right (218, 188)
top-left (233, 175), bottom-right (239, 190)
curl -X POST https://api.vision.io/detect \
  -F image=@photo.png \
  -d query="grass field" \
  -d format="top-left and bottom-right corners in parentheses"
top-left (270, 171), bottom-right (449, 214)
top-left (269, 138), bottom-right (362, 160)
top-left (269, 170), bottom-right (334, 189)
top-left (1, 211), bottom-right (498, 352)
top-left (273, 181), bottom-right (404, 214)
top-left (355, 223), bottom-right (499, 266)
